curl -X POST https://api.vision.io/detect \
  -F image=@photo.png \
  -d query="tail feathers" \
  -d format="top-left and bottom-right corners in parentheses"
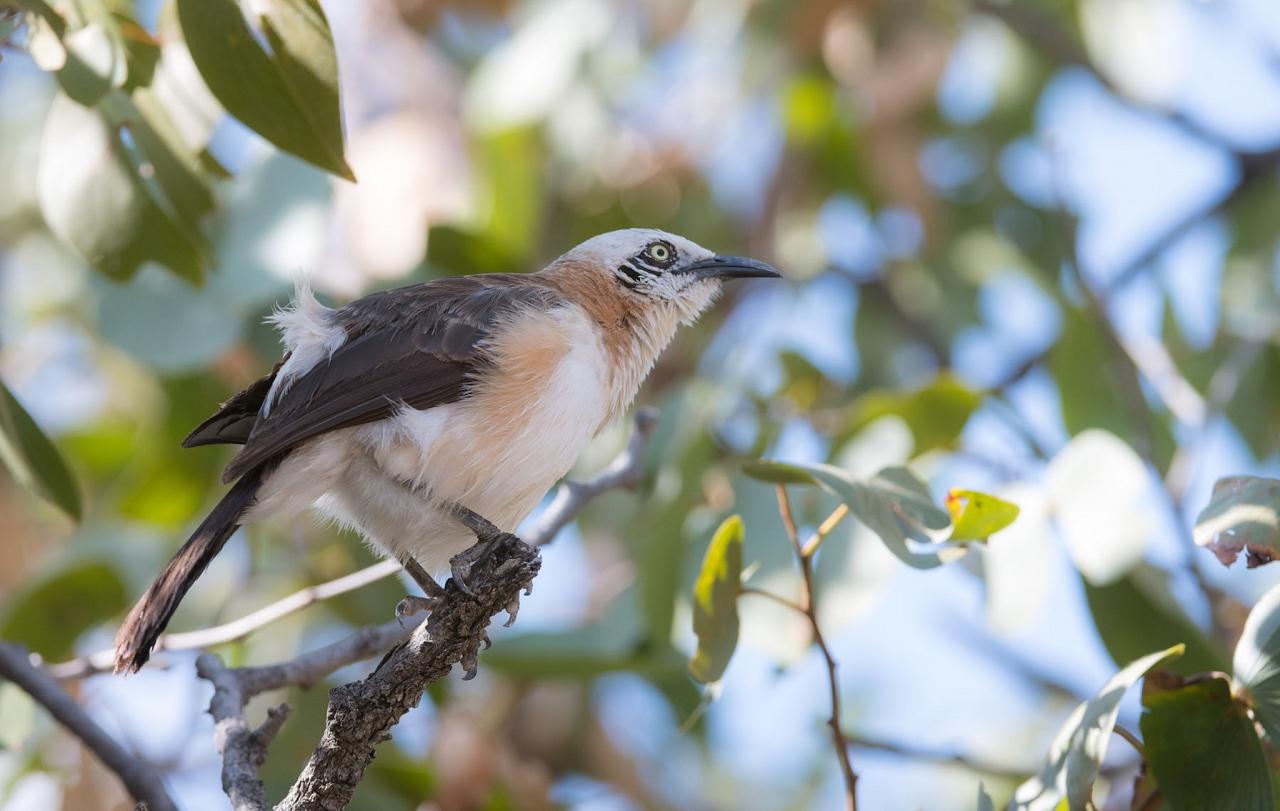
top-left (113, 467), bottom-right (267, 673)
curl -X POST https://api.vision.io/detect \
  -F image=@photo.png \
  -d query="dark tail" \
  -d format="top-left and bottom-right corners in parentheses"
top-left (113, 466), bottom-right (267, 673)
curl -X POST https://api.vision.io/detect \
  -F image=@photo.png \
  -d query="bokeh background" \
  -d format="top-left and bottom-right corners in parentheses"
top-left (3, 0), bottom-right (1280, 809)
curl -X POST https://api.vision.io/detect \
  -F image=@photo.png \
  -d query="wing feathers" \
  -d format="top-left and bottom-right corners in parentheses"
top-left (214, 275), bottom-right (563, 482)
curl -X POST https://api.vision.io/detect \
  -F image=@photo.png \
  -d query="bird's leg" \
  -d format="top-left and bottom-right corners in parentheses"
top-left (395, 554), bottom-right (447, 621)
top-left (447, 504), bottom-right (534, 624)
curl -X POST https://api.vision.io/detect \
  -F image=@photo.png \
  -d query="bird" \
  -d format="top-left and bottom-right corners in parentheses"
top-left (113, 228), bottom-right (780, 673)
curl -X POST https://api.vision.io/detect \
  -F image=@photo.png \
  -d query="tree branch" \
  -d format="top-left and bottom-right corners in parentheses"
top-left (0, 642), bottom-right (178, 811)
top-left (776, 488), bottom-right (859, 811)
top-left (191, 408), bottom-right (658, 811)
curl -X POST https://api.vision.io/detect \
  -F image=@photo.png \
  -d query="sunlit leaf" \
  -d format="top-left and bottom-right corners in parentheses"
top-left (37, 93), bottom-right (205, 281)
top-left (945, 489), bottom-right (1019, 542)
top-left (1012, 644), bottom-right (1184, 811)
top-left (25, 7), bottom-right (127, 106)
top-left (1232, 582), bottom-right (1280, 743)
top-left (0, 562), bottom-right (126, 660)
top-left (689, 515), bottom-right (744, 683)
top-left (1083, 566), bottom-right (1228, 676)
top-left (1140, 672), bottom-right (1272, 810)
top-left (1194, 476), bottom-right (1280, 568)
top-left (742, 460), bottom-right (954, 568)
top-left (0, 380), bottom-right (81, 521)
top-left (176, 0), bottom-right (354, 180)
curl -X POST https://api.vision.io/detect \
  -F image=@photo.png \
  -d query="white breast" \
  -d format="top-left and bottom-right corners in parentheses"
top-left (387, 304), bottom-right (610, 510)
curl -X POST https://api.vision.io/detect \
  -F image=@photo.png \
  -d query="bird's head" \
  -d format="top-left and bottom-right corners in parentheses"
top-left (554, 228), bottom-right (781, 319)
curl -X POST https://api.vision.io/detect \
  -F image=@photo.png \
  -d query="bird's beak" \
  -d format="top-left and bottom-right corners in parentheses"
top-left (676, 255), bottom-right (782, 282)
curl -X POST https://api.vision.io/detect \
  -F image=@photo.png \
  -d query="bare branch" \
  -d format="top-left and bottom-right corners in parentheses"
top-left (0, 643), bottom-right (177, 811)
top-left (49, 560), bottom-right (404, 680)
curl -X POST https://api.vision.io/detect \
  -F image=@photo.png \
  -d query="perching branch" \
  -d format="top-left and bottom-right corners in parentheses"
top-left (0, 642), bottom-right (178, 811)
top-left (194, 408), bottom-right (658, 811)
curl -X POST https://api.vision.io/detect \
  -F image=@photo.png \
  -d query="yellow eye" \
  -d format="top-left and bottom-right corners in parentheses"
top-left (648, 243), bottom-right (671, 262)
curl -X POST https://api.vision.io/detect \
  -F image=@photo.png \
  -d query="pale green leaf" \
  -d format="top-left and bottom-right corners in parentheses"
top-left (1232, 582), bottom-right (1280, 743)
top-left (1012, 645), bottom-right (1185, 811)
top-left (1194, 476), bottom-right (1280, 568)
top-left (742, 460), bottom-right (954, 568)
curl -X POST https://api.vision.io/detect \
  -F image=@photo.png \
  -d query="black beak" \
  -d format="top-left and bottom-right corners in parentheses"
top-left (676, 255), bottom-right (782, 282)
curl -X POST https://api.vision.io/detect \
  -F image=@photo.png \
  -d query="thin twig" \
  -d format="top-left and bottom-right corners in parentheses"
top-left (777, 486), bottom-right (859, 810)
top-left (48, 559), bottom-right (404, 679)
top-left (846, 732), bottom-right (1030, 781)
top-left (801, 503), bottom-right (850, 558)
top-left (740, 586), bottom-right (806, 614)
top-left (0, 643), bottom-right (177, 811)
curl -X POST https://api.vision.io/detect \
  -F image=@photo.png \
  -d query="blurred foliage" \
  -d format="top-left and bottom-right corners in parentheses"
top-left (2, 0), bottom-right (1280, 808)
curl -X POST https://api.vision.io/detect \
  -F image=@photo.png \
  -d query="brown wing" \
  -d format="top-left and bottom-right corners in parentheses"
top-left (217, 274), bottom-right (563, 482)
top-left (182, 361), bottom-right (285, 448)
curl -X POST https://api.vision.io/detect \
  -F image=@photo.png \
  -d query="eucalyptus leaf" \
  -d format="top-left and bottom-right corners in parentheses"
top-left (1194, 476), bottom-right (1280, 568)
top-left (689, 515), bottom-right (744, 683)
top-left (37, 93), bottom-right (205, 281)
top-left (742, 460), bottom-right (954, 568)
top-left (1140, 673), bottom-right (1272, 811)
top-left (0, 380), bottom-right (81, 521)
top-left (1232, 582), bottom-right (1280, 743)
top-left (176, 0), bottom-right (354, 180)
top-left (1012, 644), bottom-right (1184, 811)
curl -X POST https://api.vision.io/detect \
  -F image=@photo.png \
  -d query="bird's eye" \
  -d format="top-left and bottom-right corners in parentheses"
top-left (644, 241), bottom-right (675, 266)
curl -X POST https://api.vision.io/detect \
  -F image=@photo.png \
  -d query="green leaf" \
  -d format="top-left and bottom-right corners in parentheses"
top-left (1140, 673), bottom-right (1272, 811)
top-left (0, 381), bottom-right (81, 521)
top-left (945, 489), bottom-right (1019, 542)
top-left (37, 93), bottom-right (206, 281)
top-left (689, 515), bottom-right (744, 683)
top-left (25, 7), bottom-right (128, 106)
top-left (0, 562), bottom-right (126, 660)
top-left (742, 460), bottom-right (954, 568)
top-left (848, 373), bottom-right (982, 454)
top-left (176, 0), bottom-right (354, 180)
top-left (1083, 566), bottom-right (1229, 677)
top-left (1194, 476), bottom-right (1280, 568)
top-left (1012, 644), bottom-right (1185, 811)
top-left (1232, 582), bottom-right (1280, 743)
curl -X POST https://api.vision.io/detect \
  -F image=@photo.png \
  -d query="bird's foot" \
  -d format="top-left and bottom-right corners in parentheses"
top-left (448, 504), bottom-right (524, 592)
top-left (448, 530), bottom-right (523, 596)
top-left (396, 555), bottom-right (447, 624)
